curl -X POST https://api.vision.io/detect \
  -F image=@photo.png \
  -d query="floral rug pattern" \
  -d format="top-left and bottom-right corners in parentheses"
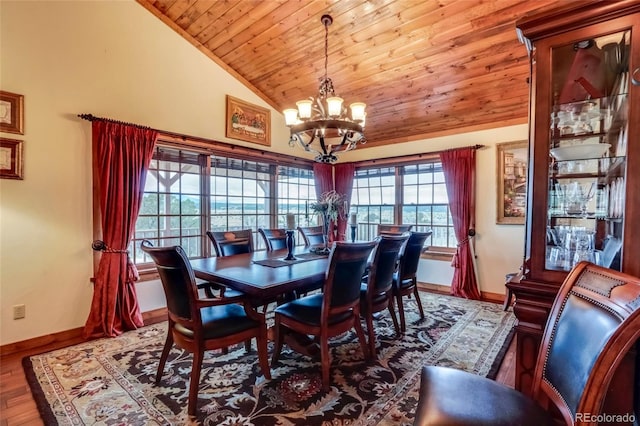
top-left (24, 293), bottom-right (514, 425)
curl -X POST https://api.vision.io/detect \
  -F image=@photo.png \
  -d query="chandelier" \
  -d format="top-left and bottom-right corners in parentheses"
top-left (283, 14), bottom-right (366, 164)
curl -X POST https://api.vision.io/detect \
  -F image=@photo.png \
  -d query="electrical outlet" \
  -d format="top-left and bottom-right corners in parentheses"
top-left (13, 304), bottom-right (25, 320)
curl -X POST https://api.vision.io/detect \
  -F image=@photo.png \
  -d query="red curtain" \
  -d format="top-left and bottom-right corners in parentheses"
top-left (440, 147), bottom-right (481, 299)
top-left (313, 163), bottom-right (335, 242)
top-left (84, 121), bottom-right (158, 338)
top-left (334, 163), bottom-right (355, 241)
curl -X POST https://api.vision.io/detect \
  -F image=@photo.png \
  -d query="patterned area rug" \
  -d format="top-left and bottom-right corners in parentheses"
top-left (24, 293), bottom-right (515, 425)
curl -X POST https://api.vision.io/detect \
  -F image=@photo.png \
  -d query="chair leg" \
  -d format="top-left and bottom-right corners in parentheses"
top-left (413, 281), bottom-right (425, 319)
top-left (354, 315), bottom-right (371, 361)
top-left (396, 291), bottom-right (407, 333)
top-left (365, 311), bottom-right (376, 358)
top-left (155, 331), bottom-right (173, 385)
top-left (387, 298), bottom-right (401, 335)
top-left (271, 316), bottom-right (285, 365)
top-left (320, 334), bottom-right (331, 391)
top-left (256, 331), bottom-right (272, 380)
top-left (187, 349), bottom-right (204, 417)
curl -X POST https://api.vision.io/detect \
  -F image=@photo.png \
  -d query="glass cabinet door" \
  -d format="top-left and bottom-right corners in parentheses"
top-left (546, 30), bottom-right (630, 272)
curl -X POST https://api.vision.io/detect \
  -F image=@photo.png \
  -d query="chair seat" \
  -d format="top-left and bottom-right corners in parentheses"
top-left (175, 304), bottom-right (260, 339)
top-left (413, 366), bottom-right (553, 426)
top-left (274, 293), bottom-right (352, 326)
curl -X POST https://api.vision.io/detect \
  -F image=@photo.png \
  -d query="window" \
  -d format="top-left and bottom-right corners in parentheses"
top-left (132, 144), bottom-right (315, 267)
top-left (350, 161), bottom-right (456, 248)
top-left (277, 166), bottom-right (319, 231)
top-left (401, 162), bottom-right (455, 248)
top-left (351, 167), bottom-right (395, 240)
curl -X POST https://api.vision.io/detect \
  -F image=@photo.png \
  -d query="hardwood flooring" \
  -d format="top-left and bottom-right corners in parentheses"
top-left (0, 299), bottom-right (516, 426)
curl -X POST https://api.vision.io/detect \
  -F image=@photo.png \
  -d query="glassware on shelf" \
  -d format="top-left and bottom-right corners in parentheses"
top-left (571, 181), bottom-right (596, 218)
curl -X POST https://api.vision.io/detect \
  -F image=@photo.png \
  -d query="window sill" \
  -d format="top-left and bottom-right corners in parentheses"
top-left (137, 267), bottom-right (159, 282)
top-left (421, 247), bottom-right (455, 262)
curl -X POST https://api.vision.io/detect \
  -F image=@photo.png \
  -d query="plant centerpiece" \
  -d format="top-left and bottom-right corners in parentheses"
top-left (310, 190), bottom-right (346, 253)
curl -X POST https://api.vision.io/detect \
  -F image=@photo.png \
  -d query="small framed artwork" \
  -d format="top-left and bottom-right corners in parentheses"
top-left (225, 95), bottom-right (271, 146)
top-left (0, 138), bottom-right (24, 180)
top-left (497, 140), bottom-right (528, 224)
top-left (0, 91), bottom-right (25, 135)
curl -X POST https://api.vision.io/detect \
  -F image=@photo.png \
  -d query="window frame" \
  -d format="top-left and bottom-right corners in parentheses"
top-left (120, 135), bottom-right (317, 281)
top-left (352, 154), bottom-right (457, 256)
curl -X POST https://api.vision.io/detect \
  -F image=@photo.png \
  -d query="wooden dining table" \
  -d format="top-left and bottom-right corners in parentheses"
top-left (189, 247), bottom-right (329, 302)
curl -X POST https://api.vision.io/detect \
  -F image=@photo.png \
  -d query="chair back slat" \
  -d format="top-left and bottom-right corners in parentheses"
top-left (258, 228), bottom-right (287, 251)
top-left (297, 225), bottom-right (325, 247)
top-left (378, 224), bottom-right (413, 235)
top-left (207, 229), bottom-right (254, 257)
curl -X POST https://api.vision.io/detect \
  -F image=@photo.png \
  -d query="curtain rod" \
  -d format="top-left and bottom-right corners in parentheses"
top-left (79, 113), bottom-right (153, 131)
top-left (355, 144), bottom-right (485, 168)
top-left (78, 114), bottom-right (485, 164)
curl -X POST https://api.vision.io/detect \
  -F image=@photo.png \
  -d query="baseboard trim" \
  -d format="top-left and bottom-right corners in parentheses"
top-left (418, 282), bottom-right (505, 305)
top-left (0, 308), bottom-right (168, 358)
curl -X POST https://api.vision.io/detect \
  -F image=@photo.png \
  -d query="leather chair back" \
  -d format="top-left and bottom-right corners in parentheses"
top-left (140, 240), bottom-right (199, 324)
top-left (532, 261), bottom-right (640, 424)
top-left (258, 228), bottom-right (287, 251)
top-left (206, 229), bottom-right (254, 257)
top-left (297, 225), bottom-right (325, 247)
top-left (324, 241), bottom-right (377, 310)
top-left (398, 231), bottom-right (432, 280)
top-left (369, 234), bottom-right (409, 293)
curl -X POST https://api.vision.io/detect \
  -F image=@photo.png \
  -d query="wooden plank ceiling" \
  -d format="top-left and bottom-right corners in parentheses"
top-left (137, 0), bottom-right (583, 149)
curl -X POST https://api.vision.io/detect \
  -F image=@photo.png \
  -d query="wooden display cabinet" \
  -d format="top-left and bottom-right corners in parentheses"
top-left (507, 0), bottom-right (640, 398)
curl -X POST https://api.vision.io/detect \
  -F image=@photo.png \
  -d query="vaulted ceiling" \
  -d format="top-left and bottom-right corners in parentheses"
top-left (136, 0), bottom-right (583, 149)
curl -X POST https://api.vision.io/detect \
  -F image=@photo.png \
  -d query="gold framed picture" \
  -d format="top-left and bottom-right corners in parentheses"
top-left (225, 95), bottom-right (271, 146)
top-left (496, 140), bottom-right (528, 224)
top-left (0, 138), bottom-right (24, 180)
top-left (0, 91), bottom-right (24, 135)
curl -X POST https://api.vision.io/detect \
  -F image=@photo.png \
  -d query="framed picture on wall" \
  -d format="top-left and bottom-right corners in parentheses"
top-left (225, 95), bottom-right (271, 146)
top-left (496, 140), bottom-right (528, 224)
top-left (0, 91), bottom-right (24, 135)
top-left (0, 138), bottom-right (24, 180)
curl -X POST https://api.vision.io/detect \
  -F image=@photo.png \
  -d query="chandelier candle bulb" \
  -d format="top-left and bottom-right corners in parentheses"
top-left (350, 103), bottom-right (366, 121)
top-left (286, 213), bottom-right (296, 230)
top-left (296, 100), bottom-right (312, 120)
top-left (283, 109), bottom-right (299, 126)
top-left (327, 97), bottom-right (344, 116)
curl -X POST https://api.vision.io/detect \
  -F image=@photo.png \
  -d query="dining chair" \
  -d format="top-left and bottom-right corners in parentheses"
top-left (297, 225), bottom-right (325, 247)
top-left (360, 233), bottom-right (409, 356)
top-left (140, 240), bottom-right (271, 417)
top-left (393, 230), bottom-right (432, 333)
top-left (257, 228), bottom-right (287, 251)
top-left (206, 229), bottom-right (254, 257)
top-left (377, 224), bottom-right (413, 235)
top-left (271, 241), bottom-right (378, 390)
top-left (413, 261), bottom-right (640, 425)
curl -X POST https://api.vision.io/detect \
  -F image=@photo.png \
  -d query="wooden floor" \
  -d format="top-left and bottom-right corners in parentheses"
top-left (0, 306), bottom-right (516, 426)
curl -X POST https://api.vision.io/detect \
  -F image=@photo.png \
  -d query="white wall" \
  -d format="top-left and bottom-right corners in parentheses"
top-left (0, 0), bottom-right (526, 346)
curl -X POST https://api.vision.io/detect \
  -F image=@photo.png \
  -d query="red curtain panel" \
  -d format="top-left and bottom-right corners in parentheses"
top-left (440, 147), bottom-right (481, 300)
top-left (83, 121), bottom-right (157, 338)
top-left (313, 163), bottom-right (335, 242)
top-left (334, 163), bottom-right (355, 241)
